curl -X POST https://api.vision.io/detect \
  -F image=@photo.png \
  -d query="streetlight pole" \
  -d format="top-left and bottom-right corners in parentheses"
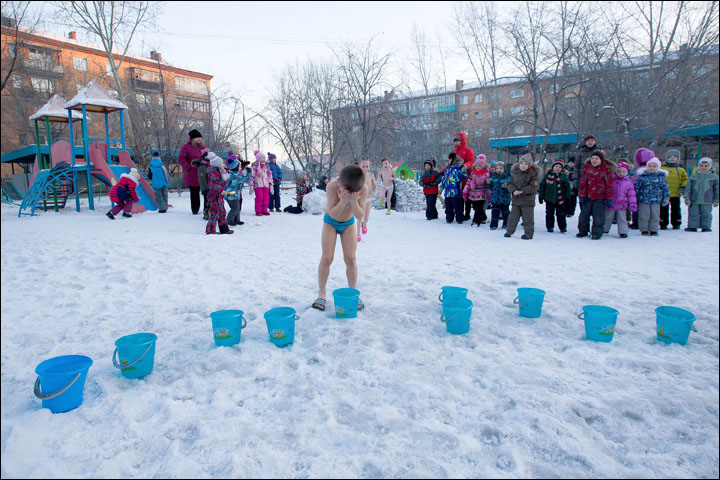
top-left (242, 102), bottom-right (248, 164)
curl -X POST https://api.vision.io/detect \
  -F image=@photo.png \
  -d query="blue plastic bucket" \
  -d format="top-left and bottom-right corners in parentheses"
top-left (578, 305), bottom-right (619, 342)
top-left (210, 310), bottom-right (247, 346)
top-left (513, 288), bottom-right (545, 318)
top-left (655, 306), bottom-right (696, 345)
top-left (333, 288), bottom-right (361, 318)
top-left (438, 286), bottom-right (468, 306)
top-left (264, 307), bottom-right (298, 347)
top-left (113, 333), bottom-right (157, 379)
top-left (34, 355), bottom-right (93, 413)
top-left (441, 298), bottom-right (473, 334)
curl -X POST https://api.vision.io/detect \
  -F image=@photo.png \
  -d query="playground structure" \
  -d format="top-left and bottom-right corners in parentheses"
top-left (17, 81), bottom-right (157, 217)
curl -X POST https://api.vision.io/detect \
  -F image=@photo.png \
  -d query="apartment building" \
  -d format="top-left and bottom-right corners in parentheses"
top-left (1, 20), bottom-right (214, 178)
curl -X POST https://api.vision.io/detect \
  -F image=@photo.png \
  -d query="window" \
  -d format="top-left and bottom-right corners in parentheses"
top-left (460, 112), bottom-right (468, 121)
top-left (175, 76), bottom-right (208, 94)
top-left (133, 69), bottom-right (160, 83)
top-left (474, 93), bottom-right (482, 103)
top-left (510, 88), bottom-right (524, 98)
top-left (474, 128), bottom-right (482, 137)
top-left (510, 106), bottom-right (525, 116)
top-left (73, 57), bottom-right (88, 71)
top-left (489, 108), bottom-right (503, 118)
top-left (487, 89), bottom-right (502, 102)
top-left (474, 111), bottom-right (482, 120)
top-left (512, 124), bottom-right (524, 134)
top-left (13, 74), bottom-right (22, 89)
top-left (460, 95), bottom-right (468, 105)
top-left (31, 77), bottom-right (54, 93)
top-left (176, 96), bottom-right (210, 113)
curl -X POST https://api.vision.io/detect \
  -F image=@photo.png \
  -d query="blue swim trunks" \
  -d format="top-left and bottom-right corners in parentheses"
top-left (323, 214), bottom-right (355, 234)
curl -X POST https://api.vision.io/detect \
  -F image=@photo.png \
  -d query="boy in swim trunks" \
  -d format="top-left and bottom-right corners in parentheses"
top-left (377, 157), bottom-right (396, 215)
top-left (357, 157), bottom-right (378, 242)
top-left (312, 164), bottom-right (368, 311)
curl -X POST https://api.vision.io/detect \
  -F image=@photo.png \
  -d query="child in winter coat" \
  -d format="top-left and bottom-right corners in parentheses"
top-left (106, 168), bottom-right (141, 219)
top-left (504, 155), bottom-right (541, 239)
top-left (660, 149), bottom-right (688, 230)
top-left (148, 150), bottom-right (170, 213)
top-left (604, 161), bottom-right (637, 238)
top-left (538, 159), bottom-right (572, 233)
top-left (284, 172), bottom-right (313, 214)
top-left (205, 153), bottom-right (234, 235)
top-left (634, 157), bottom-right (670, 236)
top-left (463, 154), bottom-right (491, 226)
top-left (629, 147), bottom-right (656, 229)
top-left (486, 161), bottom-right (511, 230)
top-left (191, 146), bottom-right (211, 219)
top-left (419, 158), bottom-right (441, 220)
top-left (684, 157), bottom-right (719, 232)
top-left (438, 152), bottom-right (468, 224)
top-left (578, 150), bottom-right (614, 240)
top-left (268, 152), bottom-right (283, 212)
top-left (224, 158), bottom-right (251, 225)
top-left (249, 150), bottom-right (273, 216)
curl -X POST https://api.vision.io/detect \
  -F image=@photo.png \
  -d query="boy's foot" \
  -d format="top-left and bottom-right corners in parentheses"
top-left (641, 231), bottom-right (650, 235)
top-left (357, 234), bottom-right (362, 242)
top-left (312, 298), bottom-right (326, 311)
top-left (504, 233), bottom-right (512, 238)
top-left (386, 209), bottom-right (391, 215)
top-left (629, 223), bottom-right (639, 230)
top-left (490, 226), bottom-right (497, 230)
top-left (463, 214), bottom-right (471, 221)
top-left (357, 298), bottom-right (365, 311)
top-left (472, 222), bottom-right (479, 227)
top-left (619, 233), bottom-right (628, 238)
top-left (122, 212), bottom-right (132, 218)
top-left (576, 232), bottom-right (588, 238)
top-left (276, 208), bottom-right (282, 212)
top-left (159, 209), bottom-right (167, 213)
top-left (446, 220), bottom-right (453, 223)
top-left (560, 229), bottom-right (567, 233)
top-left (237, 221), bottom-right (245, 225)
top-left (672, 225), bottom-right (680, 230)
top-left (521, 234), bottom-right (532, 240)
top-left (684, 227), bottom-right (697, 232)
top-left (106, 211), bottom-right (115, 220)
top-left (228, 222), bottom-right (236, 226)
top-left (701, 228), bottom-right (712, 232)
top-left (649, 231), bottom-right (658, 236)
top-left (547, 228), bottom-right (553, 233)
top-left (591, 235), bottom-right (602, 240)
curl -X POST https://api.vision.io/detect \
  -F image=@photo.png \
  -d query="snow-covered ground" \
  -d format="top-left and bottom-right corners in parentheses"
top-left (1, 189), bottom-right (718, 478)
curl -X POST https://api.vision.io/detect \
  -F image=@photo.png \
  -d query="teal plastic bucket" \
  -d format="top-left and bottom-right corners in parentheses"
top-left (438, 286), bottom-right (468, 306)
top-left (264, 307), bottom-right (298, 347)
top-left (210, 310), bottom-right (247, 346)
top-left (513, 288), bottom-right (545, 318)
top-left (113, 333), bottom-right (157, 379)
top-left (655, 306), bottom-right (696, 345)
top-left (578, 305), bottom-right (619, 342)
top-left (333, 288), bottom-right (360, 318)
top-left (441, 298), bottom-right (473, 334)
top-left (34, 355), bottom-right (93, 413)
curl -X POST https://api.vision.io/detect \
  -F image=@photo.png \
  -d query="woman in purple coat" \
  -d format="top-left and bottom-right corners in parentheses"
top-left (177, 129), bottom-right (204, 215)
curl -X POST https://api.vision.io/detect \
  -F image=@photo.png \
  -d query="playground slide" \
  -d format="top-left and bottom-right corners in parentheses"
top-left (108, 165), bottom-right (155, 213)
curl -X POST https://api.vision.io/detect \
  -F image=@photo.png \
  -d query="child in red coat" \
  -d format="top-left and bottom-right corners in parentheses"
top-left (106, 168), bottom-right (141, 219)
top-left (577, 150), bottom-right (614, 239)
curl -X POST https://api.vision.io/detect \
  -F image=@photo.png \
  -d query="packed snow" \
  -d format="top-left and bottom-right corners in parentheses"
top-left (1, 188), bottom-right (718, 478)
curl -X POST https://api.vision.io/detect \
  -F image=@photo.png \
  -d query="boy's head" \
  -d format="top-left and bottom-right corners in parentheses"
top-left (518, 155), bottom-right (531, 171)
top-left (267, 152), bottom-right (277, 163)
top-left (646, 157), bottom-right (661, 172)
top-left (152, 150), bottom-right (160, 159)
top-left (698, 157), bottom-right (712, 172)
top-left (495, 161), bottom-right (505, 174)
top-left (665, 149), bottom-right (681, 165)
top-left (381, 157), bottom-right (391, 168)
top-left (590, 150), bottom-right (605, 166)
top-left (423, 160), bottom-right (432, 171)
top-left (583, 134), bottom-right (596, 148)
top-left (360, 157), bottom-right (371, 170)
top-left (338, 164), bottom-right (365, 192)
top-left (448, 152), bottom-right (459, 164)
top-left (616, 161), bottom-right (629, 178)
top-left (552, 160), bottom-right (564, 173)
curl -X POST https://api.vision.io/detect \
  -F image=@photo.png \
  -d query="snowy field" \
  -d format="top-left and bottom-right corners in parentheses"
top-left (1, 189), bottom-right (718, 479)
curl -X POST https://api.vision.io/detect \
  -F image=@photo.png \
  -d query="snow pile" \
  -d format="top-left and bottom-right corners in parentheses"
top-left (394, 178), bottom-right (425, 212)
top-left (302, 188), bottom-right (326, 215)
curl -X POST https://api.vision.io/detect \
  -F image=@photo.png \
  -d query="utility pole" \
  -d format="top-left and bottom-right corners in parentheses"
top-left (242, 102), bottom-right (248, 163)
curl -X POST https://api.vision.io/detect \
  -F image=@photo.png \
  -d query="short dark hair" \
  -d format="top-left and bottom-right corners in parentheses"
top-left (448, 152), bottom-right (457, 161)
top-left (339, 164), bottom-right (365, 192)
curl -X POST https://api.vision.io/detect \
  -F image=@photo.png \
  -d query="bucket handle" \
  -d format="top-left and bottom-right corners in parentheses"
top-left (440, 311), bottom-right (461, 323)
top-left (577, 312), bottom-right (585, 320)
top-left (513, 294), bottom-right (540, 305)
top-left (34, 372), bottom-right (81, 400)
top-left (113, 342), bottom-right (154, 370)
top-left (240, 316), bottom-right (248, 329)
top-left (438, 292), bottom-right (443, 303)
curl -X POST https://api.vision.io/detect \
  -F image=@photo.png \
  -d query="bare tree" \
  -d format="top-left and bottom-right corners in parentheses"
top-left (50, 1), bottom-right (160, 156)
top-left (1, 1), bottom-right (42, 92)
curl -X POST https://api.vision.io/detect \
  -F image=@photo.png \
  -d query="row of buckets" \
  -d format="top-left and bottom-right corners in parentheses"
top-left (34, 286), bottom-right (697, 414)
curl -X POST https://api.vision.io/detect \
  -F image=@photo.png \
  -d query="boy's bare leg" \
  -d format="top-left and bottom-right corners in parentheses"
top-left (317, 223), bottom-right (338, 299)
top-left (385, 186), bottom-right (393, 209)
top-left (339, 222), bottom-right (358, 289)
top-left (363, 201), bottom-right (372, 227)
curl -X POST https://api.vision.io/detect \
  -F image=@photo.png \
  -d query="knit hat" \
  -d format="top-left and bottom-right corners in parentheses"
top-left (228, 159), bottom-right (239, 171)
top-left (267, 152), bottom-right (277, 161)
top-left (518, 154), bottom-right (532, 164)
top-left (489, 160), bottom-right (496, 165)
top-left (129, 168), bottom-right (141, 180)
top-left (665, 149), bottom-right (681, 163)
top-left (495, 161), bottom-right (505, 168)
top-left (634, 148), bottom-right (655, 167)
top-left (208, 152), bottom-right (224, 168)
top-left (551, 159), bottom-right (564, 170)
top-left (616, 161), bottom-right (630, 172)
top-left (200, 146), bottom-right (209, 158)
top-left (646, 157), bottom-right (662, 169)
top-left (254, 150), bottom-right (266, 162)
top-left (475, 154), bottom-right (486, 168)
top-left (189, 129), bottom-right (202, 139)
top-left (698, 157), bottom-right (712, 166)
top-left (453, 134), bottom-right (462, 142)
top-left (151, 150), bottom-right (160, 158)
top-left (590, 150), bottom-right (606, 162)
top-left (583, 133), bottom-right (596, 142)
top-left (423, 159), bottom-right (433, 168)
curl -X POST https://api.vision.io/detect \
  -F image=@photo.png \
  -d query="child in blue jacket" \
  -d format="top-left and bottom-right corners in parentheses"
top-left (486, 161), bottom-right (511, 229)
top-left (224, 158), bottom-right (251, 226)
top-left (148, 150), bottom-right (170, 213)
top-left (439, 152), bottom-right (468, 224)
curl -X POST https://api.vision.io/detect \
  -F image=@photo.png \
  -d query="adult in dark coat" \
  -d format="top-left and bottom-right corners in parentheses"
top-left (177, 129), bottom-right (206, 215)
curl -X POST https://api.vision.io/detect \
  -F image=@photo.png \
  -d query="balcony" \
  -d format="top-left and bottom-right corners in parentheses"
top-left (19, 57), bottom-right (64, 77)
top-left (131, 77), bottom-right (162, 92)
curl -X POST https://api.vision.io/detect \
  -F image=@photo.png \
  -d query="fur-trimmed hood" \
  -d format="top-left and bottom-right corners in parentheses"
top-left (511, 162), bottom-right (543, 176)
top-left (636, 166), bottom-right (669, 177)
top-left (119, 172), bottom-right (139, 184)
top-left (584, 157), bottom-right (617, 173)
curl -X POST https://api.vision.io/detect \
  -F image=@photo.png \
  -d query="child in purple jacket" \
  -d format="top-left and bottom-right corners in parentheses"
top-left (604, 161), bottom-right (637, 238)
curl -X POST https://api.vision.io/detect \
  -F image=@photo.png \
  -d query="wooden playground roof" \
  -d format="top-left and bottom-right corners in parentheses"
top-left (64, 80), bottom-right (128, 113)
top-left (29, 95), bottom-right (84, 123)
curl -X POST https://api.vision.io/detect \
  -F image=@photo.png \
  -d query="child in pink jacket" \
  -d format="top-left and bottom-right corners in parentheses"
top-left (604, 161), bottom-right (637, 238)
top-left (463, 154), bottom-right (491, 226)
top-left (249, 150), bottom-right (273, 216)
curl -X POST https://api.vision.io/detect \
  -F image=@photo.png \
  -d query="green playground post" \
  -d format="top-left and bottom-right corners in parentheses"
top-left (81, 104), bottom-right (94, 210)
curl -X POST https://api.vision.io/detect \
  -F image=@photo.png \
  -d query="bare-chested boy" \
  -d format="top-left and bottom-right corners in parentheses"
top-left (377, 157), bottom-right (396, 215)
top-left (357, 158), bottom-right (378, 242)
top-left (312, 164), bottom-right (368, 312)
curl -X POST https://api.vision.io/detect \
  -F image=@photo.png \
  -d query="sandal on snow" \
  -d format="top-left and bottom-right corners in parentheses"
top-left (357, 298), bottom-right (365, 311)
top-left (312, 298), bottom-right (326, 311)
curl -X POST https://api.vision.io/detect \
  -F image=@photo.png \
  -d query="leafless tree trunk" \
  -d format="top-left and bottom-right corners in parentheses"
top-left (1, 1), bottom-right (42, 92)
